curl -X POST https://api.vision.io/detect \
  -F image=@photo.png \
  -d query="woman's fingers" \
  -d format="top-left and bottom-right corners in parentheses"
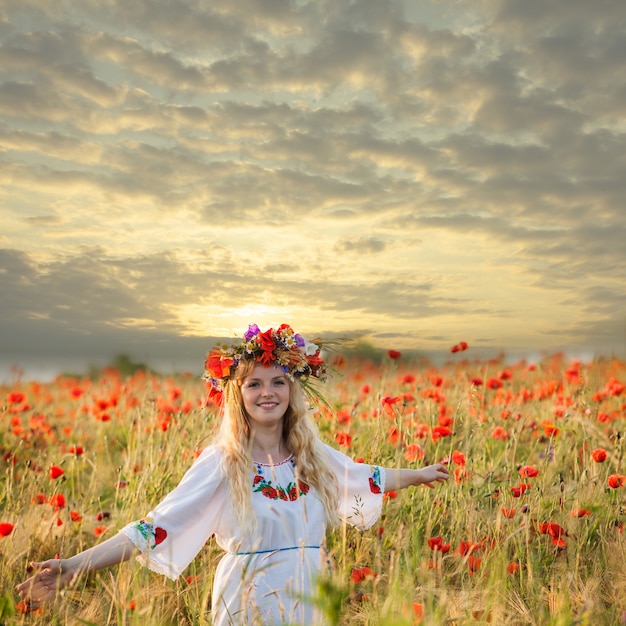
top-left (17, 577), bottom-right (53, 601)
top-left (16, 560), bottom-right (64, 601)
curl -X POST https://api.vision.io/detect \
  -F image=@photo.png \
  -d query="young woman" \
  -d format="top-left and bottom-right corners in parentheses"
top-left (17, 323), bottom-right (448, 624)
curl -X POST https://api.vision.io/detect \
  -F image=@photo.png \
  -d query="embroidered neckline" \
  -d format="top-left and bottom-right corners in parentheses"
top-left (252, 457), bottom-right (310, 501)
top-left (253, 453), bottom-right (294, 467)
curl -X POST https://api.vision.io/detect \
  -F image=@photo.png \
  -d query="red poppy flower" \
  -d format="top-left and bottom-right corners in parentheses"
top-left (538, 521), bottom-right (567, 546)
top-left (491, 426), bottom-right (509, 440)
top-left (49, 494), bottom-right (66, 510)
top-left (467, 555), bottom-right (482, 573)
top-left (442, 450), bottom-right (466, 466)
top-left (608, 474), bottom-right (626, 489)
top-left (427, 536), bottom-right (450, 552)
top-left (0, 522), bottom-right (15, 537)
top-left (571, 507), bottom-right (591, 518)
top-left (427, 536), bottom-right (443, 550)
top-left (49, 465), bottom-right (65, 479)
top-left (94, 526), bottom-right (108, 537)
top-left (7, 391), bottom-right (26, 404)
top-left (259, 349), bottom-right (275, 366)
top-left (501, 508), bottom-right (516, 519)
top-left (336, 409), bottom-right (351, 425)
top-left (387, 350), bottom-right (402, 359)
top-left (458, 541), bottom-right (481, 556)
top-left (453, 467), bottom-right (470, 484)
top-left (204, 352), bottom-right (234, 379)
top-left (70, 386), bottom-right (85, 399)
top-left (413, 602), bottom-right (424, 621)
top-left (350, 566), bottom-right (377, 583)
top-left (438, 414), bottom-right (454, 428)
top-left (510, 483), bottom-right (530, 498)
top-left (334, 432), bottom-right (352, 448)
top-left (17, 599), bottom-right (43, 614)
top-left (207, 385), bottom-right (224, 407)
top-left (518, 465), bottom-right (539, 478)
top-left (70, 511), bottom-right (83, 522)
top-left (381, 395), bottom-right (402, 407)
top-left (387, 427), bottom-right (400, 444)
top-left (257, 329), bottom-right (276, 352)
top-left (508, 562), bottom-right (521, 575)
top-left (431, 426), bottom-right (453, 442)
top-left (591, 448), bottom-right (607, 463)
top-left (542, 421), bottom-right (559, 437)
top-left (404, 443), bottom-right (424, 462)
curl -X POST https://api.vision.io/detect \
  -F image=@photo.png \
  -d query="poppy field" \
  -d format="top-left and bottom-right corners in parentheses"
top-left (1, 349), bottom-right (625, 625)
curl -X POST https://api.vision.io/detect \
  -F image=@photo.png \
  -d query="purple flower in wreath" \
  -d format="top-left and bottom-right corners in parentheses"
top-left (244, 324), bottom-right (260, 341)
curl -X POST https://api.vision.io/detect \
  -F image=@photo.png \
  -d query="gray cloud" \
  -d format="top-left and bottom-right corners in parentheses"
top-left (334, 237), bottom-right (387, 255)
top-left (1, 0), bottom-right (625, 373)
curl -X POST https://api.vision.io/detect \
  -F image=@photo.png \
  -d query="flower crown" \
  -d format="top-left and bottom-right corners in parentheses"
top-left (203, 323), bottom-right (327, 405)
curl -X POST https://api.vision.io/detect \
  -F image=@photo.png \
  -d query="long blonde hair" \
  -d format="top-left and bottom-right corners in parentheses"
top-left (215, 360), bottom-right (339, 534)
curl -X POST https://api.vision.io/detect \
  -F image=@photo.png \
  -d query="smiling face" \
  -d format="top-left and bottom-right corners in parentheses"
top-left (240, 364), bottom-right (290, 430)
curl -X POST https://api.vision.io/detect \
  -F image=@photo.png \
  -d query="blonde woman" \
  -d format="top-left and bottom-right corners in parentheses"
top-left (17, 324), bottom-right (448, 625)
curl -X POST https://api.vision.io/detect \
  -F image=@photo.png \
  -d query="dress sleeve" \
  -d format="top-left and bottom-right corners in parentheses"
top-left (119, 445), bottom-right (226, 580)
top-left (320, 443), bottom-right (385, 530)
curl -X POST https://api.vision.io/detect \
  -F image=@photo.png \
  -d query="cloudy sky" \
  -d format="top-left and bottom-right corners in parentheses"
top-left (1, 0), bottom-right (625, 378)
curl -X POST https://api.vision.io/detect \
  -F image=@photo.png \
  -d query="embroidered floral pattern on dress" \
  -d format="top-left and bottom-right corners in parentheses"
top-left (253, 460), bottom-right (310, 501)
top-left (368, 466), bottom-right (382, 495)
top-left (132, 519), bottom-right (168, 549)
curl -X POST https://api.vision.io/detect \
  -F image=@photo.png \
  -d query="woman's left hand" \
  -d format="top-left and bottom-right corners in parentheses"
top-left (416, 463), bottom-right (449, 488)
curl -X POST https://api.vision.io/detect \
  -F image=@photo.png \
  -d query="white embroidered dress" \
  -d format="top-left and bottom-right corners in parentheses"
top-left (119, 442), bottom-right (385, 625)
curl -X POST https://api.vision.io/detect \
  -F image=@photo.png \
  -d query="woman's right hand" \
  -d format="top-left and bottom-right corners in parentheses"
top-left (16, 558), bottom-right (76, 603)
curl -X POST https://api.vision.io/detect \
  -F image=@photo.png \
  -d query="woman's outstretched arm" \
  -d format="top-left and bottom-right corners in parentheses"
top-left (384, 463), bottom-right (449, 491)
top-left (16, 533), bottom-right (138, 603)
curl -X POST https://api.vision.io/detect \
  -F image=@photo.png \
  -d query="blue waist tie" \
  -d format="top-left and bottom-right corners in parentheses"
top-left (231, 545), bottom-right (320, 555)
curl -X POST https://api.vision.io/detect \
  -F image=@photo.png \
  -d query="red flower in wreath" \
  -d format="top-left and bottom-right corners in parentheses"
top-left (204, 353), bottom-right (234, 379)
top-left (207, 385), bottom-right (224, 407)
top-left (257, 329), bottom-right (276, 353)
top-left (259, 349), bottom-right (275, 366)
